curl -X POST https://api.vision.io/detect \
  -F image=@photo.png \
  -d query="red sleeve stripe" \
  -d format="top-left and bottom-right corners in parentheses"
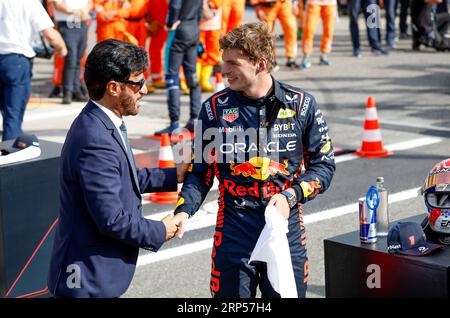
top-left (210, 92), bottom-right (228, 121)
top-left (285, 88), bottom-right (305, 115)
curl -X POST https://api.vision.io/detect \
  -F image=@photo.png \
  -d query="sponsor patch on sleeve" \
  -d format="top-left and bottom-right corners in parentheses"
top-left (175, 197), bottom-right (185, 209)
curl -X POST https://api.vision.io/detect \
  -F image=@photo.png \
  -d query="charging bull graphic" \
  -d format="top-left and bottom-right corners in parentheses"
top-left (300, 178), bottom-right (322, 199)
top-left (230, 157), bottom-right (289, 181)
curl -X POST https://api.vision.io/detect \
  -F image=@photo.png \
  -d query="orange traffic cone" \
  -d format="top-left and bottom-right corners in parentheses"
top-left (147, 133), bottom-right (179, 204)
top-left (356, 96), bottom-right (393, 158)
top-left (215, 72), bottom-right (225, 92)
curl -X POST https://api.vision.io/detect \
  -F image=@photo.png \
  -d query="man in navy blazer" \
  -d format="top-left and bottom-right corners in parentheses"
top-left (48, 39), bottom-right (183, 298)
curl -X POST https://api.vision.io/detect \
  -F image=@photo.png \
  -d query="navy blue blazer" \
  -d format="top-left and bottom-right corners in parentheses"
top-left (47, 101), bottom-right (177, 298)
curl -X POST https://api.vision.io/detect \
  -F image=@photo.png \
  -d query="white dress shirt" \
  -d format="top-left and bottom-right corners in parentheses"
top-left (92, 101), bottom-right (127, 149)
top-left (52, 0), bottom-right (90, 22)
top-left (0, 0), bottom-right (54, 58)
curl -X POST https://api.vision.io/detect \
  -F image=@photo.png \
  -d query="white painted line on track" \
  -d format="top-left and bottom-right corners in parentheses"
top-left (137, 187), bottom-right (421, 266)
top-left (23, 108), bottom-right (83, 122)
top-left (350, 116), bottom-right (450, 133)
top-left (137, 238), bottom-right (213, 267)
top-left (384, 137), bottom-right (442, 151)
top-left (144, 208), bottom-right (218, 233)
top-left (303, 187), bottom-right (420, 224)
top-left (335, 137), bottom-right (442, 164)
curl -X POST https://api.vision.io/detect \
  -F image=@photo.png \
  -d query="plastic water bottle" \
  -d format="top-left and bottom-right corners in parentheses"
top-left (376, 177), bottom-right (389, 236)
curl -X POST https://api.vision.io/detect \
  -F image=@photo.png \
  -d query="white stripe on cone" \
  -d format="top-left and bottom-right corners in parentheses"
top-left (362, 129), bottom-right (382, 142)
top-left (365, 107), bottom-right (378, 120)
top-left (159, 146), bottom-right (174, 161)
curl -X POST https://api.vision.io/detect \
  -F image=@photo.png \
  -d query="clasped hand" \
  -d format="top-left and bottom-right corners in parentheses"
top-left (161, 212), bottom-right (189, 240)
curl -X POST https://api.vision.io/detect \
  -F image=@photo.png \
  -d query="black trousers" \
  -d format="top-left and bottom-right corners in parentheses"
top-left (57, 21), bottom-right (88, 95)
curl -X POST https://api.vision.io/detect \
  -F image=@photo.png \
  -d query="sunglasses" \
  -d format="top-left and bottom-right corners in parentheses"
top-left (117, 78), bottom-right (146, 90)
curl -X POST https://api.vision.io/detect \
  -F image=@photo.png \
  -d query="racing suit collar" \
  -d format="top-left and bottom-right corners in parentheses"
top-left (271, 76), bottom-right (287, 108)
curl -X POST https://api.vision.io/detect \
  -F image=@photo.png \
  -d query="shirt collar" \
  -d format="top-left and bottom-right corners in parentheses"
top-left (92, 100), bottom-right (124, 130)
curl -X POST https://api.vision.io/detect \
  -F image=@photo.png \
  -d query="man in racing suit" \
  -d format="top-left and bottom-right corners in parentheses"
top-left (173, 22), bottom-right (335, 298)
top-left (154, 0), bottom-right (203, 135)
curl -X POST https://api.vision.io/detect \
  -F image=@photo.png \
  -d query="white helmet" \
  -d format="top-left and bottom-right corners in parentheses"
top-left (421, 158), bottom-right (450, 245)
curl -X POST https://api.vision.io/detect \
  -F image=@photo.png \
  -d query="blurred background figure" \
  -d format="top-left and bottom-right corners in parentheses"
top-left (300, 0), bottom-right (337, 68)
top-left (295, 0), bottom-right (306, 39)
top-left (52, 0), bottom-right (91, 104)
top-left (0, 0), bottom-right (67, 141)
top-left (155, 0), bottom-right (202, 135)
top-left (126, 0), bottom-right (152, 91)
top-left (126, 0), bottom-right (149, 48)
top-left (93, 0), bottom-right (137, 44)
top-left (251, 0), bottom-right (301, 68)
top-left (411, 0), bottom-right (450, 51)
top-left (221, 0), bottom-right (246, 35)
top-left (396, 0), bottom-right (411, 39)
top-left (381, 0), bottom-right (397, 49)
top-left (345, 0), bottom-right (388, 57)
top-left (198, 0), bottom-right (222, 93)
top-left (145, 0), bottom-right (169, 91)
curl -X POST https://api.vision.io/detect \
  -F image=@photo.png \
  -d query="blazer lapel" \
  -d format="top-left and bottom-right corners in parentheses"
top-left (85, 101), bottom-right (141, 194)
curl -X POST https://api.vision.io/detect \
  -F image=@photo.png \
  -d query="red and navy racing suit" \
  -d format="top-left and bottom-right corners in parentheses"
top-left (174, 78), bottom-right (336, 298)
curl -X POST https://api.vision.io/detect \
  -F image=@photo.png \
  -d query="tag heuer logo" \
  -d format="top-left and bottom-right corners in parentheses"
top-left (218, 97), bottom-right (229, 105)
top-left (222, 108), bottom-right (239, 122)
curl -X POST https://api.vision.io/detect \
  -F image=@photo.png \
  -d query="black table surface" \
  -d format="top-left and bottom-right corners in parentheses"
top-left (325, 214), bottom-right (450, 268)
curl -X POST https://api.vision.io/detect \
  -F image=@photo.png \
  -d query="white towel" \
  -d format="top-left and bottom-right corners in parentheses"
top-left (249, 205), bottom-right (298, 298)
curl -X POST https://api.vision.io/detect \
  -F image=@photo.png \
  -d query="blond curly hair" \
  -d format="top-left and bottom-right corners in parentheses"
top-left (219, 22), bottom-right (275, 72)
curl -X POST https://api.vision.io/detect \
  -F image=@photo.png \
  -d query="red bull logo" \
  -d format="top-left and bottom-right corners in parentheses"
top-left (223, 179), bottom-right (283, 198)
top-left (229, 157), bottom-right (289, 180)
top-left (300, 178), bottom-right (322, 199)
top-left (229, 162), bottom-right (257, 177)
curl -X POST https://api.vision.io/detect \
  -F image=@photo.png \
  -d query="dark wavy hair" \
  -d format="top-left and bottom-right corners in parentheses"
top-left (84, 39), bottom-right (149, 100)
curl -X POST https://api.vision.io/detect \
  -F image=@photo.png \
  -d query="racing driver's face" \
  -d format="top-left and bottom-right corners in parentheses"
top-left (222, 49), bottom-right (260, 93)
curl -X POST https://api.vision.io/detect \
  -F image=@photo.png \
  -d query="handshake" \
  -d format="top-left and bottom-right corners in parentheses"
top-left (161, 212), bottom-right (189, 240)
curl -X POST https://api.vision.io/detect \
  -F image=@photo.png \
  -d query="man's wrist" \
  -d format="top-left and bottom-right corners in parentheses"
top-left (291, 185), bottom-right (304, 204)
top-left (174, 211), bottom-right (190, 219)
top-left (281, 189), bottom-right (297, 208)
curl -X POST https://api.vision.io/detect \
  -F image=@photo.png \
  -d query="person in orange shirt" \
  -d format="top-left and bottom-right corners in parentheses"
top-left (221, 0), bottom-right (245, 36)
top-left (300, 0), bottom-right (336, 68)
top-left (94, 0), bottom-right (137, 44)
top-left (198, 0), bottom-right (222, 92)
top-left (250, 0), bottom-right (300, 68)
top-left (126, 0), bottom-right (148, 48)
top-left (146, 0), bottom-right (168, 89)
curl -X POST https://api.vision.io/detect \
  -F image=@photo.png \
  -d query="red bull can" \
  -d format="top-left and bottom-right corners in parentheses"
top-left (359, 198), bottom-right (377, 243)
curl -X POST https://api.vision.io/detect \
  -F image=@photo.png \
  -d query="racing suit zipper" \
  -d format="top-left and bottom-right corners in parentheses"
top-left (259, 105), bottom-right (267, 203)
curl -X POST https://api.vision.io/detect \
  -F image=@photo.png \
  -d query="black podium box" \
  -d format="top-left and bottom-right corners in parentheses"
top-left (324, 214), bottom-right (450, 298)
top-left (0, 140), bottom-right (62, 298)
